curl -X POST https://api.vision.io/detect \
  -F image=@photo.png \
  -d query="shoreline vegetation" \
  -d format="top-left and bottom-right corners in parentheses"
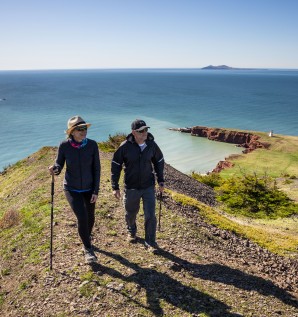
top-left (0, 128), bottom-right (297, 316)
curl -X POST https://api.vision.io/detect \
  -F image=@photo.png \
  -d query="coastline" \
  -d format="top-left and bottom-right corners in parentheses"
top-left (169, 125), bottom-right (269, 173)
top-left (169, 126), bottom-right (298, 177)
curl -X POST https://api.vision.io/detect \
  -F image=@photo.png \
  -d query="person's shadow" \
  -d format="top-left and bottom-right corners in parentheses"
top-left (91, 248), bottom-right (243, 317)
top-left (155, 247), bottom-right (298, 309)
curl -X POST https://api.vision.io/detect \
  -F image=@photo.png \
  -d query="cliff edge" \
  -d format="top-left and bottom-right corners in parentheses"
top-left (170, 126), bottom-right (270, 172)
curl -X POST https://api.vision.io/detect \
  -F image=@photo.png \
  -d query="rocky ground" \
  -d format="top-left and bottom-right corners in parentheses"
top-left (0, 151), bottom-right (297, 316)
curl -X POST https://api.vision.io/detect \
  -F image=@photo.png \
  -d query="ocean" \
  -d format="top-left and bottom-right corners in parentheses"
top-left (0, 69), bottom-right (298, 174)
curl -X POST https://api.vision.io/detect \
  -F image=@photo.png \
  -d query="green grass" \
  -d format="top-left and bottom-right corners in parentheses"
top-left (215, 132), bottom-right (298, 203)
top-left (0, 147), bottom-right (59, 265)
top-left (168, 189), bottom-right (298, 256)
top-left (220, 133), bottom-right (298, 179)
top-left (0, 292), bottom-right (5, 308)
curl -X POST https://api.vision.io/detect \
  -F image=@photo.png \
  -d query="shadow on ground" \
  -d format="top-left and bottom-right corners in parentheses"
top-left (91, 248), bottom-right (243, 317)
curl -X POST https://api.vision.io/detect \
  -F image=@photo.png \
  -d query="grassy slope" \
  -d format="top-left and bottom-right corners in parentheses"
top-left (0, 146), bottom-right (298, 316)
top-left (214, 132), bottom-right (298, 254)
top-left (220, 132), bottom-right (298, 179)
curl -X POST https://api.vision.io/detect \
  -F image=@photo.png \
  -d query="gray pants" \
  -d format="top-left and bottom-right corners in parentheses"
top-left (123, 185), bottom-right (156, 244)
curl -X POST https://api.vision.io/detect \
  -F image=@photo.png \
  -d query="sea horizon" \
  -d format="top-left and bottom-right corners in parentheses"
top-left (1, 67), bottom-right (298, 72)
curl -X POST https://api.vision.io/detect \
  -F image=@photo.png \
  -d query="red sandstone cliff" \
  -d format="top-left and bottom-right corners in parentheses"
top-left (191, 126), bottom-right (267, 154)
top-left (170, 126), bottom-right (270, 173)
top-left (212, 160), bottom-right (234, 173)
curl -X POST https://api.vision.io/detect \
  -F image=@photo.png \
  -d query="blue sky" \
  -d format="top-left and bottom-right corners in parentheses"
top-left (1, 0), bottom-right (297, 70)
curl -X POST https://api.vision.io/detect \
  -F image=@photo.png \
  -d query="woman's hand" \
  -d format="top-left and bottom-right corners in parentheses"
top-left (48, 165), bottom-right (59, 175)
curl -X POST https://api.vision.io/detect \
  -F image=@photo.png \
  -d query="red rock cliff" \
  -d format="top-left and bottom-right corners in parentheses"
top-left (170, 126), bottom-right (270, 172)
top-left (191, 126), bottom-right (267, 154)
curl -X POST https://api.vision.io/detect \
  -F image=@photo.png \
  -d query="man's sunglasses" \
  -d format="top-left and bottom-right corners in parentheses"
top-left (136, 128), bottom-right (148, 133)
top-left (75, 126), bottom-right (88, 131)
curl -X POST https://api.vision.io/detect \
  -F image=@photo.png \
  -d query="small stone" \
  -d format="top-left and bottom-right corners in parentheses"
top-left (79, 281), bottom-right (89, 287)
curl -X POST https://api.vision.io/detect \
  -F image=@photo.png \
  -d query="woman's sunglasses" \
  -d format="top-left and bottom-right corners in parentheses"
top-left (75, 126), bottom-right (88, 131)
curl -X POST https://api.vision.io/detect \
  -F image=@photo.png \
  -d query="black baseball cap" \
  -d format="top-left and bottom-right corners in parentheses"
top-left (131, 119), bottom-right (150, 131)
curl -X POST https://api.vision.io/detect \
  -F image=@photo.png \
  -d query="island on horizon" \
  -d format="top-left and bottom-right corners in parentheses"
top-left (202, 65), bottom-right (266, 70)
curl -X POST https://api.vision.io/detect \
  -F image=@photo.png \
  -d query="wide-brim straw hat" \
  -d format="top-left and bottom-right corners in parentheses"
top-left (65, 115), bottom-right (91, 134)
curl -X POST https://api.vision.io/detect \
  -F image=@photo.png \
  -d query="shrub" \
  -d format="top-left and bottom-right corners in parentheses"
top-left (98, 133), bottom-right (126, 152)
top-left (0, 209), bottom-right (20, 229)
top-left (216, 173), bottom-right (298, 218)
top-left (191, 172), bottom-right (223, 188)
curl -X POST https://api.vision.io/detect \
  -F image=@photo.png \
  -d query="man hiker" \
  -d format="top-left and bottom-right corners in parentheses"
top-left (111, 119), bottom-right (165, 250)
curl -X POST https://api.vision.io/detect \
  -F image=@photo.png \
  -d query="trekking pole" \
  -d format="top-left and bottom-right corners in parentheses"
top-left (158, 192), bottom-right (162, 231)
top-left (50, 173), bottom-right (54, 270)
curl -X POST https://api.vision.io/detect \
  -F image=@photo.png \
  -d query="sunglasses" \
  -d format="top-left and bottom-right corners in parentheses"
top-left (136, 128), bottom-right (148, 133)
top-left (75, 126), bottom-right (88, 131)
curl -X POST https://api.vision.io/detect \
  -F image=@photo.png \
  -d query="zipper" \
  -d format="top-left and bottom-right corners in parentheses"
top-left (138, 146), bottom-right (142, 188)
top-left (78, 149), bottom-right (83, 189)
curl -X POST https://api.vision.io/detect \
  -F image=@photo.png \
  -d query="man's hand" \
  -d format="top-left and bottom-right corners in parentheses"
top-left (90, 194), bottom-right (98, 204)
top-left (158, 183), bottom-right (164, 193)
top-left (113, 190), bottom-right (121, 200)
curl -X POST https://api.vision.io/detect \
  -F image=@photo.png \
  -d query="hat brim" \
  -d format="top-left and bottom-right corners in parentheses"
top-left (65, 123), bottom-right (91, 135)
top-left (135, 125), bottom-right (150, 131)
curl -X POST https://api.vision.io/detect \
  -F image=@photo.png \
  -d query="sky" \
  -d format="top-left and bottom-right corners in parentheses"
top-left (1, 0), bottom-right (298, 70)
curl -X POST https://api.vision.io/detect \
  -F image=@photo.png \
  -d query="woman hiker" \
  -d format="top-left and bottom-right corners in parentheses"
top-left (49, 115), bottom-right (100, 264)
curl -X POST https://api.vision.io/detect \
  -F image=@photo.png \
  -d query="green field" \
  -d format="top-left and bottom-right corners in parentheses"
top-left (218, 132), bottom-right (298, 201)
top-left (220, 132), bottom-right (298, 178)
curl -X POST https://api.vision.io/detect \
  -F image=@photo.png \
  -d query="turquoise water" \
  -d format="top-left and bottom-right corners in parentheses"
top-left (1, 69), bottom-right (297, 173)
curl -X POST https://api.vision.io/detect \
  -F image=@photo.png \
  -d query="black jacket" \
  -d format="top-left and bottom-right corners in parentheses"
top-left (54, 138), bottom-right (100, 194)
top-left (111, 133), bottom-right (164, 190)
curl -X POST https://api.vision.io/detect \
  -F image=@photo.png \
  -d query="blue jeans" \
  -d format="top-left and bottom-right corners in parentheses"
top-left (123, 185), bottom-right (156, 244)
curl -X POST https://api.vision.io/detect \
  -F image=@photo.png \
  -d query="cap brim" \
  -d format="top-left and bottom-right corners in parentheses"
top-left (135, 125), bottom-right (150, 131)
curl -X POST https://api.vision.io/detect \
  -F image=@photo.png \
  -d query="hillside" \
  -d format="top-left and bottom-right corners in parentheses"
top-left (0, 147), bottom-right (297, 316)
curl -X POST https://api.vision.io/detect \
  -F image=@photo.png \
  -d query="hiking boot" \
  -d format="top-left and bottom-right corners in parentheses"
top-left (83, 247), bottom-right (97, 264)
top-left (127, 232), bottom-right (137, 243)
top-left (144, 241), bottom-right (159, 252)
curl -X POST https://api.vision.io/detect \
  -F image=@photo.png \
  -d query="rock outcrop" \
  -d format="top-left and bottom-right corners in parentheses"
top-left (170, 126), bottom-right (270, 173)
top-left (212, 160), bottom-right (234, 173)
top-left (170, 126), bottom-right (268, 153)
top-left (191, 126), bottom-right (268, 153)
